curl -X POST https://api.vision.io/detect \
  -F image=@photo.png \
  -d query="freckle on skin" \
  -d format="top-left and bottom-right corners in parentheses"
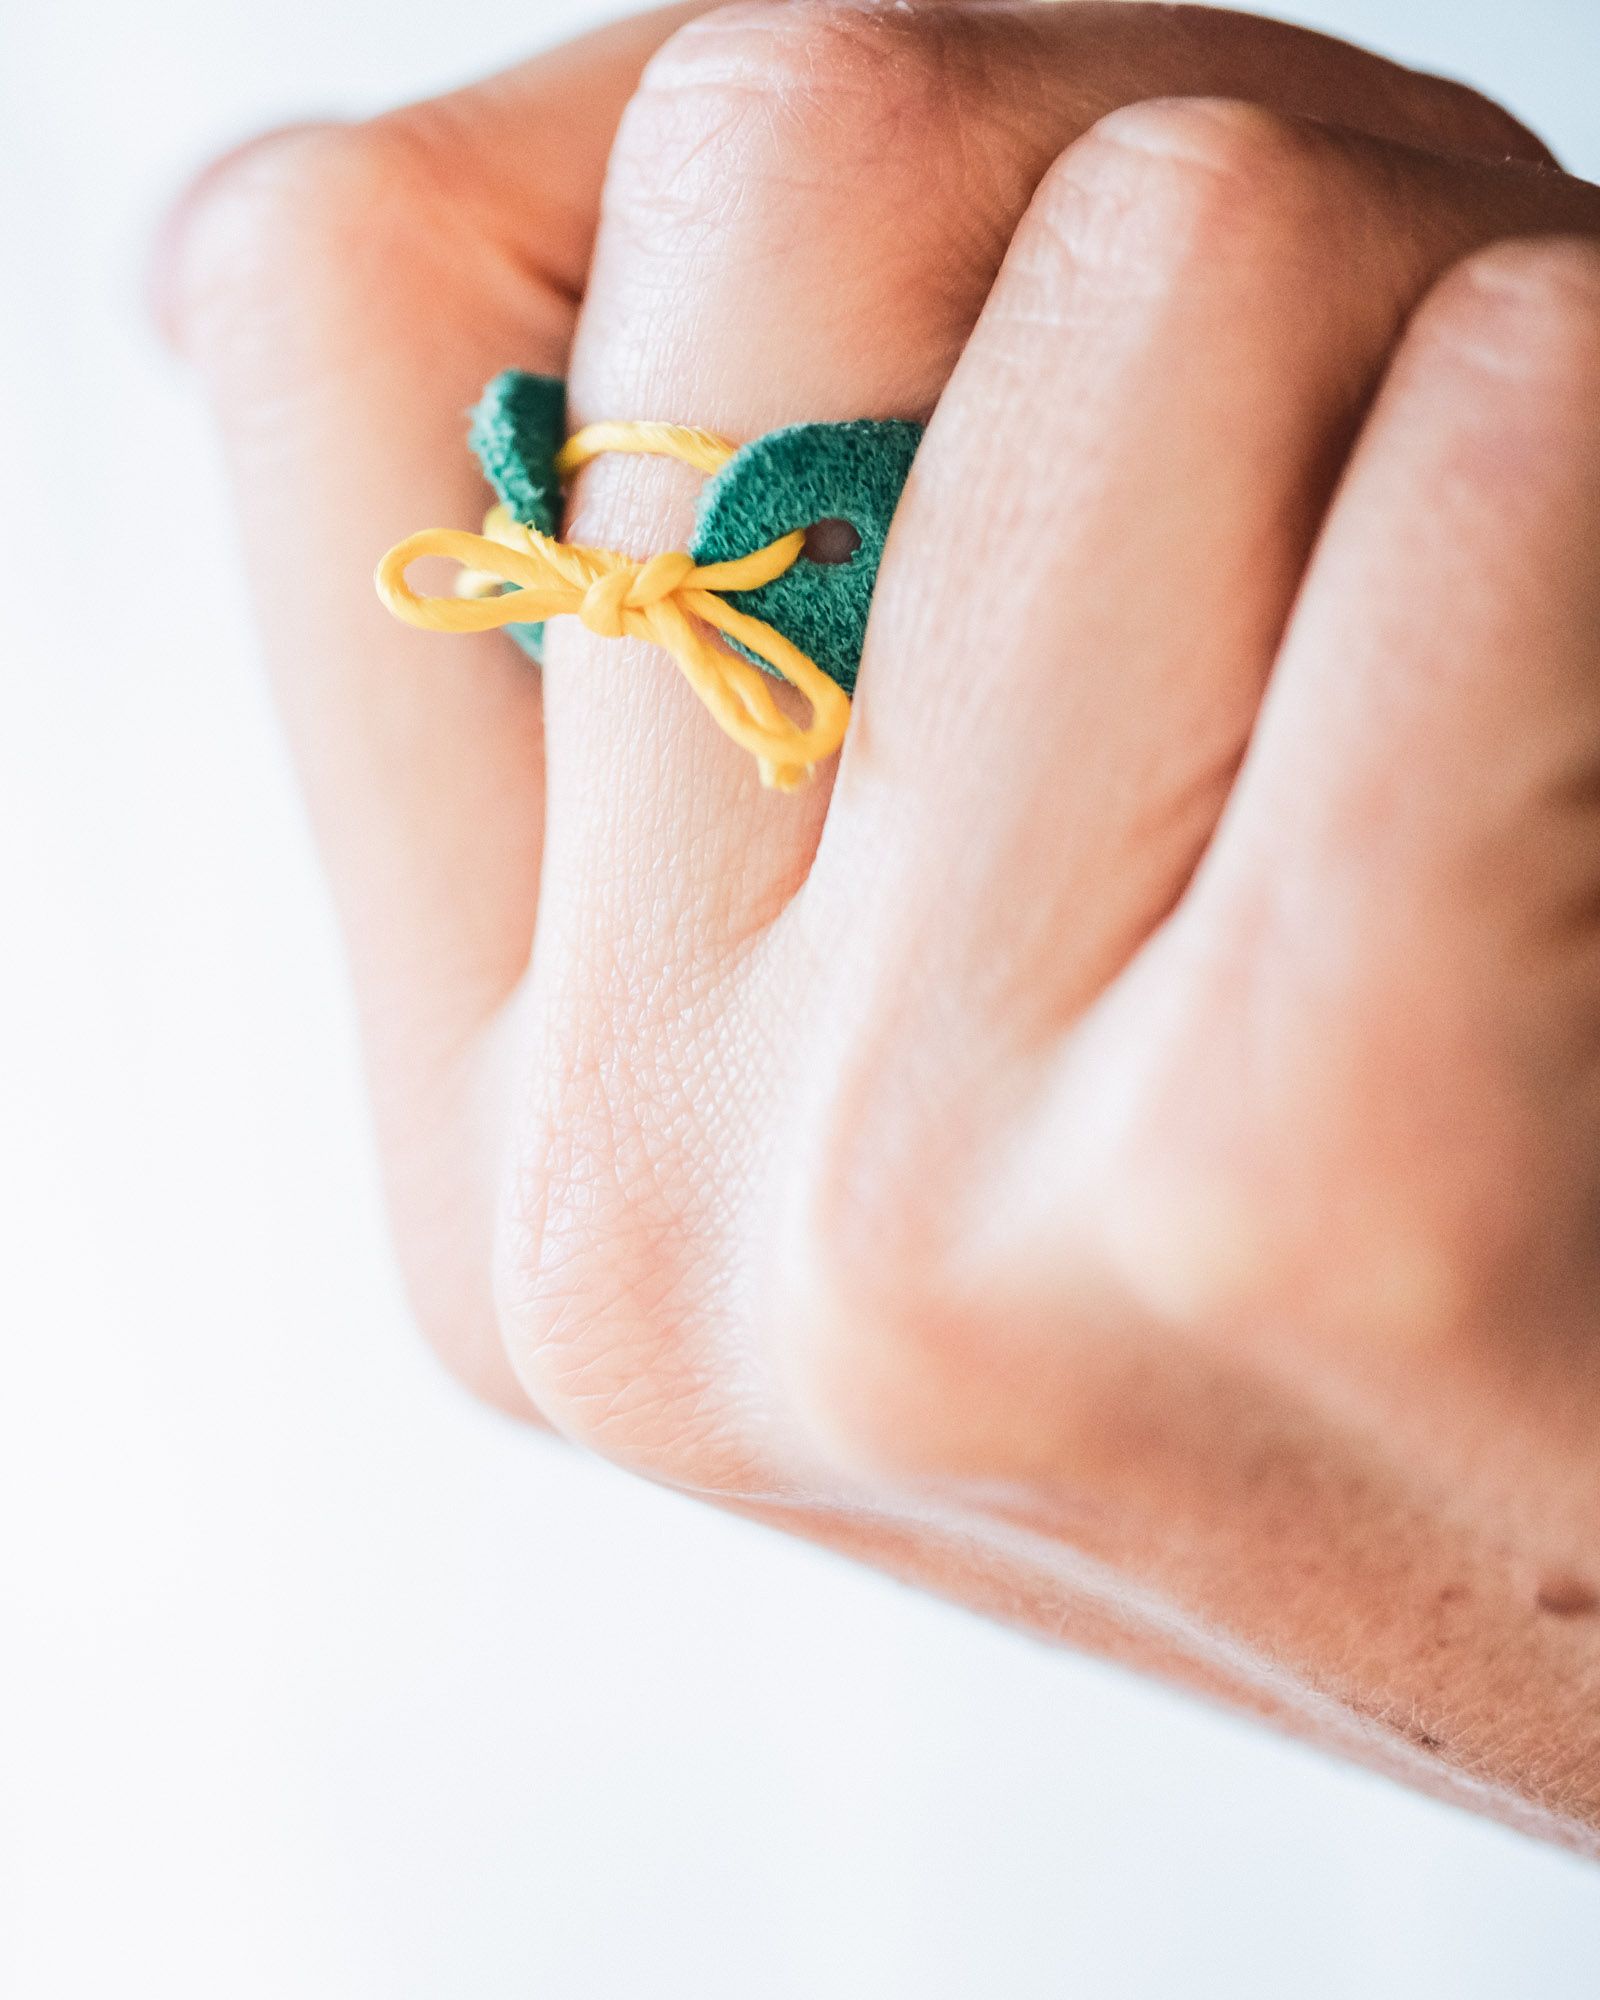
top-left (1535, 1574), bottom-right (1600, 1618)
top-left (1431, 1584), bottom-right (1465, 1645)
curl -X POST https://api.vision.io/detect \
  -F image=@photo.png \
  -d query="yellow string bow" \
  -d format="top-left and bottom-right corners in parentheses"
top-left (374, 419), bottom-right (851, 791)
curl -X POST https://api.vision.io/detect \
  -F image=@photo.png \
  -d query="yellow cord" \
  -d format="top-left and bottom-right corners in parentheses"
top-left (374, 419), bottom-right (850, 792)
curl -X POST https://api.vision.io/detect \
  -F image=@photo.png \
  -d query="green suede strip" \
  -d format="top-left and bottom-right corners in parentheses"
top-left (468, 371), bottom-right (567, 662)
top-left (690, 417), bottom-right (923, 696)
top-left (465, 371), bottom-right (923, 690)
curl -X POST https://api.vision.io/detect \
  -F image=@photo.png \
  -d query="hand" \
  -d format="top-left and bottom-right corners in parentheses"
top-left (168, 0), bottom-right (1600, 1846)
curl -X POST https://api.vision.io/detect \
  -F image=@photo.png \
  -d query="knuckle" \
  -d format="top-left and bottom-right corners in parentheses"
top-left (1022, 97), bottom-right (1332, 305)
top-left (609, 0), bottom-right (962, 241)
top-left (164, 108), bottom-right (473, 375)
top-left (1415, 236), bottom-right (1600, 399)
top-left (492, 1064), bottom-right (768, 1496)
top-left (779, 1129), bottom-right (1248, 1497)
top-left (1110, 1143), bottom-right (1489, 1361)
top-left (1095, 961), bottom-right (1549, 1372)
top-left (774, 1077), bottom-right (1072, 1485)
top-left (498, 1251), bottom-right (703, 1482)
top-left (500, 1280), bottom-right (733, 1486)
top-left (780, 1236), bottom-right (1010, 1486)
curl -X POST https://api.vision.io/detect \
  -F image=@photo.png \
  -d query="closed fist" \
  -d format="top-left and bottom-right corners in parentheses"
top-left (168, 0), bottom-right (1600, 1849)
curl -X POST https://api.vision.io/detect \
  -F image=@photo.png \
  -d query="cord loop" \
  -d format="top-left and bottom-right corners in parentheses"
top-left (375, 421), bottom-right (849, 791)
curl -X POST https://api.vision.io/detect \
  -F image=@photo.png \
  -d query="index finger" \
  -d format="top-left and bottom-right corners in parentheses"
top-left (162, 4), bottom-right (711, 1406)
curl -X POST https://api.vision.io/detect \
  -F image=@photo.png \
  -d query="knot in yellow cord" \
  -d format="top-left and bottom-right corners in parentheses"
top-left (577, 549), bottom-right (696, 639)
top-left (374, 420), bottom-right (851, 792)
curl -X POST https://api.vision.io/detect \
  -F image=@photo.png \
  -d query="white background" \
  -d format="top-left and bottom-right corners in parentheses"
top-left (5, 1), bottom-right (1600, 1994)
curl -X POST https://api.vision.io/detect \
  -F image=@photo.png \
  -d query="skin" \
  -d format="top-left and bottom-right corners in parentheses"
top-left (163, 0), bottom-right (1600, 1849)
